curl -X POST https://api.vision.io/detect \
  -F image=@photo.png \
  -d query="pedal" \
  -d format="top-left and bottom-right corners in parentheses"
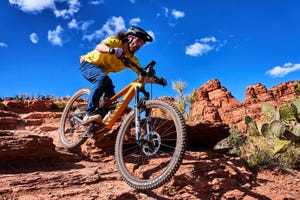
top-left (83, 123), bottom-right (106, 140)
top-left (83, 124), bottom-right (96, 139)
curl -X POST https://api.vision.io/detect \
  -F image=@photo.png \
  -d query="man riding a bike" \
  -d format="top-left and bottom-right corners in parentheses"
top-left (61, 26), bottom-right (185, 190)
top-left (80, 25), bottom-right (153, 125)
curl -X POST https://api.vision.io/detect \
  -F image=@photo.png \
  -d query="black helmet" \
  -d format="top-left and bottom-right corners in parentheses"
top-left (126, 25), bottom-right (153, 42)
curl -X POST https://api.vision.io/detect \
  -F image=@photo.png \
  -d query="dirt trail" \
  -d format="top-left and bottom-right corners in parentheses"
top-left (1, 149), bottom-right (299, 200)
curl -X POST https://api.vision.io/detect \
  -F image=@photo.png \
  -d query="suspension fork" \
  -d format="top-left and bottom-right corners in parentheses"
top-left (134, 86), bottom-right (151, 144)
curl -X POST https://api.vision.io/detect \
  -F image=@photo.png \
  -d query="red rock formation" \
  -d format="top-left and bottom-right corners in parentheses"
top-left (0, 133), bottom-right (57, 162)
top-left (188, 79), bottom-right (300, 133)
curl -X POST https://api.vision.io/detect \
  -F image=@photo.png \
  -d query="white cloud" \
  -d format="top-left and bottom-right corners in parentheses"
top-left (266, 62), bottom-right (300, 77)
top-left (185, 42), bottom-right (213, 56)
top-left (171, 9), bottom-right (185, 19)
top-left (160, 7), bottom-right (184, 27)
top-left (68, 19), bottom-right (78, 29)
top-left (9, 0), bottom-right (80, 19)
top-left (163, 7), bottom-right (169, 17)
top-left (129, 17), bottom-right (141, 26)
top-left (185, 36), bottom-right (218, 56)
top-left (88, 0), bottom-right (103, 5)
top-left (162, 8), bottom-right (184, 19)
top-left (48, 25), bottom-right (64, 46)
top-left (200, 36), bottom-right (217, 43)
top-left (53, 0), bottom-right (80, 19)
top-left (68, 19), bottom-right (94, 31)
top-left (0, 42), bottom-right (8, 48)
top-left (80, 21), bottom-right (94, 31)
top-left (83, 16), bottom-right (125, 41)
top-left (30, 33), bottom-right (39, 44)
top-left (9, 0), bottom-right (55, 13)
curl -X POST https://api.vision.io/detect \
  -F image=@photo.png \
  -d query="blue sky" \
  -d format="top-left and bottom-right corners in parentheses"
top-left (1, 0), bottom-right (300, 102)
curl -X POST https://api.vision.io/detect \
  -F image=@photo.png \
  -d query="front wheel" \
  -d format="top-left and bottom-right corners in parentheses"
top-left (115, 99), bottom-right (187, 190)
top-left (59, 88), bottom-right (90, 149)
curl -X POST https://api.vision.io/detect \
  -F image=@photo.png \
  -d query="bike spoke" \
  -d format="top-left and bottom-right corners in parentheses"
top-left (116, 100), bottom-right (186, 190)
top-left (160, 142), bottom-right (176, 150)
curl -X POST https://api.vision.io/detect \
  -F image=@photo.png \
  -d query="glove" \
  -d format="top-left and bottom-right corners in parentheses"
top-left (159, 77), bottom-right (167, 86)
top-left (144, 76), bottom-right (167, 86)
top-left (144, 76), bottom-right (156, 84)
top-left (109, 48), bottom-right (123, 58)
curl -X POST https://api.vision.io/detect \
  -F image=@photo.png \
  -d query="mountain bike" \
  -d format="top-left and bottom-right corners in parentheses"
top-left (59, 55), bottom-right (187, 190)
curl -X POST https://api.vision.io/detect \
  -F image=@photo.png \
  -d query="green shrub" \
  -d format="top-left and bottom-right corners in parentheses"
top-left (52, 100), bottom-right (66, 110)
top-left (218, 98), bottom-right (300, 169)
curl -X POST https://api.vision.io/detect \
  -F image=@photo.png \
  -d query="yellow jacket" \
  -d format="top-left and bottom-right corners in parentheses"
top-left (81, 36), bottom-right (141, 74)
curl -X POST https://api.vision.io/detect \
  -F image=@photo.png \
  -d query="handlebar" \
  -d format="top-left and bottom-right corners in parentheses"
top-left (119, 55), bottom-right (167, 86)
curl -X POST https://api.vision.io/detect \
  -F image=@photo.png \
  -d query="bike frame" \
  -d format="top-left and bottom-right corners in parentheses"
top-left (100, 77), bottom-right (145, 131)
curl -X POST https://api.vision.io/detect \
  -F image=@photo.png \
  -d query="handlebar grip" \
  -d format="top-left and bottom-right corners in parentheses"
top-left (146, 61), bottom-right (156, 69)
top-left (156, 77), bottom-right (167, 86)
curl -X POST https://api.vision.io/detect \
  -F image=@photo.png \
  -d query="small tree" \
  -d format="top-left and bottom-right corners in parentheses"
top-left (172, 80), bottom-right (189, 116)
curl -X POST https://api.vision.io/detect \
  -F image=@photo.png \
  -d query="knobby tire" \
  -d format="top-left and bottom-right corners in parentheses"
top-left (59, 88), bottom-right (90, 149)
top-left (115, 99), bottom-right (187, 190)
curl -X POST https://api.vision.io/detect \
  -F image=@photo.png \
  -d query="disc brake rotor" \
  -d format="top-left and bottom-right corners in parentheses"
top-left (142, 132), bottom-right (161, 156)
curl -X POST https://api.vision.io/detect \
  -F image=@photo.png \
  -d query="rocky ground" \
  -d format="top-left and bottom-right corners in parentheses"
top-left (0, 109), bottom-right (299, 200)
top-left (1, 149), bottom-right (300, 200)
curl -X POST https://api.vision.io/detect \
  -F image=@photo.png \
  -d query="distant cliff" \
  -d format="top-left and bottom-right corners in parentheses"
top-left (188, 79), bottom-right (299, 133)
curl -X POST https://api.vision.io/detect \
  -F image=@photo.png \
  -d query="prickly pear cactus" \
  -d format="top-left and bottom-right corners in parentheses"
top-left (244, 98), bottom-right (300, 143)
top-left (279, 104), bottom-right (296, 121)
top-left (292, 124), bottom-right (300, 137)
top-left (261, 123), bottom-right (273, 138)
top-left (270, 120), bottom-right (286, 138)
top-left (245, 116), bottom-right (259, 136)
top-left (262, 102), bottom-right (279, 122)
top-left (293, 97), bottom-right (300, 114)
top-left (283, 130), bottom-right (300, 142)
top-left (271, 137), bottom-right (291, 156)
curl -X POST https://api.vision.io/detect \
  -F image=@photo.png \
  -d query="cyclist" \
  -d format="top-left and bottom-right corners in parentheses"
top-left (80, 25), bottom-right (153, 125)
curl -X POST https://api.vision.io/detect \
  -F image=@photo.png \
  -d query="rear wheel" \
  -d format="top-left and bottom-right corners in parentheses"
top-left (115, 99), bottom-right (187, 190)
top-left (59, 88), bottom-right (90, 149)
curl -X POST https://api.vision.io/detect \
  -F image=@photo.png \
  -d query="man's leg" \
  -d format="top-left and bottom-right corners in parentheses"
top-left (80, 61), bottom-right (106, 124)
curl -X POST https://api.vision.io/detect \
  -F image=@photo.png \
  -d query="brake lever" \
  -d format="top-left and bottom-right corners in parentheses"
top-left (156, 77), bottom-right (167, 86)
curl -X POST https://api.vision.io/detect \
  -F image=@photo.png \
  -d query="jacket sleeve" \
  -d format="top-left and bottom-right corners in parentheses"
top-left (130, 56), bottom-right (142, 74)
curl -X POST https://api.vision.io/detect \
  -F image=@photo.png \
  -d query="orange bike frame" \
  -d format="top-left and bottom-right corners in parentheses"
top-left (101, 78), bottom-right (144, 130)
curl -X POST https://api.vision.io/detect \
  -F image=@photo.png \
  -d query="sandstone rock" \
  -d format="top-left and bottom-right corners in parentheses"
top-left (270, 81), bottom-right (298, 101)
top-left (0, 110), bottom-right (18, 118)
top-left (4, 101), bottom-right (26, 113)
top-left (188, 79), bottom-right (300, 134)
top-left (24, 99), bottom-right (54, 111)
top-left (0, 134), bottom-right (57, 162)
top-left (244, 82), bottom-right (273, 104)
top-left (0, 111), bottom-right (24, 130)
top-left (1, 99), bottom-right (58, 113)
top-left (0, 102), bottom-right (5, 110)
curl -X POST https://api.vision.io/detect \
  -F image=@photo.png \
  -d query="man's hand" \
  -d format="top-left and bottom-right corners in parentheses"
top-left (159, 77), bottom-right (167, 86)
top-left (144, 76), bottom-right (156, 84)
top-left (109, 48), bottom-right (123, 58)
top-left (144, 76), bottom-right (167, 86)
